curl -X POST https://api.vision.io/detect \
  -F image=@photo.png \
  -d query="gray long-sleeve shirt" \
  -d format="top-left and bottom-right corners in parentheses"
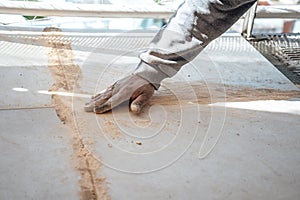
top-left (134, 0), bottom-right (257, 89)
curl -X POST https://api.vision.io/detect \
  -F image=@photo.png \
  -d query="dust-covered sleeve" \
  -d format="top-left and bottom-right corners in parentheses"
top-left (134, 0), bottom-right (257, 89)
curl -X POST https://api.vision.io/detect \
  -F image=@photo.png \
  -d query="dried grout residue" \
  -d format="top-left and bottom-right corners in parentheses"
top-left (42, 27), bottom-right (110, 200)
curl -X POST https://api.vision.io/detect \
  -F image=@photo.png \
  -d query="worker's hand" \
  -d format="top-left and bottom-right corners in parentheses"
top-left (84, 74), bottom-right (155, 114)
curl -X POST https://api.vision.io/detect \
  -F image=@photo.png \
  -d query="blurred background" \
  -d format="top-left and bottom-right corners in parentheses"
top-left (0, 0), bottom-right (299, 33)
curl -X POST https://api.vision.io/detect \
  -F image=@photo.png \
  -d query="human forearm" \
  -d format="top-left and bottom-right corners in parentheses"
top-left (134, 0), bottom-right (257, 89)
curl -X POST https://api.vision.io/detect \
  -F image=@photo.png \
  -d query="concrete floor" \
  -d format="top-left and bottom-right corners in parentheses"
top-left (0, 32), bottom-right (300, 200)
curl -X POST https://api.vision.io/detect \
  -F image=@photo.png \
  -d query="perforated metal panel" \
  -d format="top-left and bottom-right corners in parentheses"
top-left (251, 33), bottom-right (300, 78)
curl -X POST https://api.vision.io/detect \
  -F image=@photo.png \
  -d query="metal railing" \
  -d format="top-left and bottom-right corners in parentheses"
top-left (0, 1), bottom-right (174, 19)
top-left (242, 3), bottom-right (300, 39)
top-left (0, 1), bottom-right (299, 37)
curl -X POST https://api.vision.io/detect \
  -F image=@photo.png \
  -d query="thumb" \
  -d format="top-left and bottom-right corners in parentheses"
top-left (130, 85), bottom-right (154, 114)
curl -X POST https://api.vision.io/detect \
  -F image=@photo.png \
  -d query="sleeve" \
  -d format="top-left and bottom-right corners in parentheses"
top-left (134, 0), bottom-right (257, 89)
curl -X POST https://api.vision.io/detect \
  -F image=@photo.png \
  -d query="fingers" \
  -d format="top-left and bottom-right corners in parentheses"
top-left (94, 93), bottom-right (126, 114)
top-left (94, 101), bottom-right (112, 114)
top-left (92, 84), bottom-right (154, 114)
top-left (130, 85), bottom-right (154, 114)
top-left (84, 75), bottom-right (154, 114)
top-left (84, 89), bottom-right (113, 112)
top-left (91, 83), bottom-right (117, 99)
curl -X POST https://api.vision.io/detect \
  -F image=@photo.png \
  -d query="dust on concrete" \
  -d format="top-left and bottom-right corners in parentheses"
top-left (42, 27), bottom-right (110, 200)
top-left (224, 86), bottom-right (300, 102)
top-left (40, 28), bottom-right (299, 200)
top-left (150, 82), bottom-right (300, 106)
top-left (102, 120), bottom-right (122, 139)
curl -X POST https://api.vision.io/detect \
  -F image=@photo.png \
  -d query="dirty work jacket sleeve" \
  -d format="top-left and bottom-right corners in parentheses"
top-left (134, 0), bottom-right (257, 89)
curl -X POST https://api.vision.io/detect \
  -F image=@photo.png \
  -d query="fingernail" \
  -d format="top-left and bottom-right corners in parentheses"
top-left (130, 104), bottom-right (141, 114)
top-left (84, 105), bottom-right (94, 112)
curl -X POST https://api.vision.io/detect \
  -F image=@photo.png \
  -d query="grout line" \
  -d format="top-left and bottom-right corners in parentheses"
top-left (0, 106), bottom-right (53, 111)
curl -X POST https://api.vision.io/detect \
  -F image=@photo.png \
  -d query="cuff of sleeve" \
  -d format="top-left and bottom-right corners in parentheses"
top-left (133, 61), bottom-right (169, 90)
